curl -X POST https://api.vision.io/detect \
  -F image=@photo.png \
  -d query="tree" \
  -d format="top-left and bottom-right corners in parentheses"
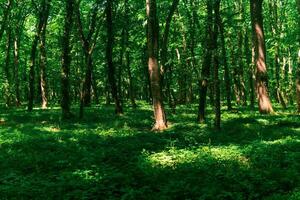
top-left (213, 0), bottom-right (221, 129)
top-left (197, 0), bottom-right (213, 123)
top-left (28, 0), bottom-right (52, 111)
top-left (146, 0), bottom-right (167, 130)
top-left (61, 0), bottom-right (74, 119)
top-left (106, 0), bottom-right (123, 115)
top-left (250, 0), bottom-right (274, 114)
top-left (296, 0), bottom-right (300, 112)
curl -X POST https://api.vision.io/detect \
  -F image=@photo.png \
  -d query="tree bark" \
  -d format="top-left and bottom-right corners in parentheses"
top-left (4, 28), bottom-right (12, 107)
top-left (39, 0), bottom-right (51, 109)
top-left (250, 0), bottom-right (274, 114)
top-left (61, 0), bottom-right (74, 119)
top-left (13, 32), bottom-right (21, 106)
top-left (197, 0), bottom-right (213, 123)
top-left (146, 0), bottom-right (167, 131)
top-left (296, 0), bottom-right (300, 112)
top-left (28, 0), bottom-right (51, 111)
top-left (106, 0), bottom-right (123, 115)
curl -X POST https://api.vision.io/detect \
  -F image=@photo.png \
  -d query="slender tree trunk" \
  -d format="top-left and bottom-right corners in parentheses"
top-left (296, 0), bottom-right (300, 112)
top-left (213, 0), bottom-right (221, 129)
top-left (39, 0), bottom-right (51, 109)
top-left (250, 0), bottom-right (274, 114)
top-left (13, 34), bottom-right (21, 106)
top-left (106, 0), bottom-right (123, 115)
top-left (161, 0), bottom-right (180, 111)
top-left (218, 10), bottom-right (231, 111)
top-left (4, 28), bottom-right (12, 107)
top-left (123, 0), bottom-right (137, 108)
top-left (146, 0), bottom-right (167, 130)
top-left (61, 0), bottom-right (74, 119)
top-left (245, 31), bottom-right (255, 109)
top-left (28, 1), bottom-right (50, 111)
top-left (198, 0), bottom-right (213, 123)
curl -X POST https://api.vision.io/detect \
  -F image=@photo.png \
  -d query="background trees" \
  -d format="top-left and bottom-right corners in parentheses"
top-left (0, 0), bottom-right (299, 129)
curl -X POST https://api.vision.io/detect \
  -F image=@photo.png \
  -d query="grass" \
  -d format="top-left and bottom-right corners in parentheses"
top-left (0, 102), bottom-right (300, 199)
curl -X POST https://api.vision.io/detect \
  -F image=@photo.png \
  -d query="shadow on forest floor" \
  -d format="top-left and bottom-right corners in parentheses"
top-left (0, 103), bottom-right (299, 199)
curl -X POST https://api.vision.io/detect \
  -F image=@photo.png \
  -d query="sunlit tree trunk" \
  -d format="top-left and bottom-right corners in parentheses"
top-left (61, 0), bottom-right (74, 119)
top-left (250, 0), bottom-right (274, 114)
top-left (39, 0), bottom-right (51, 109)
top-left (296, 0), bottom-right (300, 112)
top-left (146, 0), bottom-right (167, 130)
top-left (28, 0), bottom-right (50, 111)
top-left (13, 33), bottom-right (21, 106)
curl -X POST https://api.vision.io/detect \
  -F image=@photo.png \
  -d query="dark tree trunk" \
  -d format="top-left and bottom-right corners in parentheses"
top-left (217, 1), bottom-right (231, 111)
top-left (146, 0), bottom-right (167, 130)
top-left (250, 0), bottom-right (274, 114)
top-left (213, 0), bottom-right (221, 130)
top-left (75, 2), bottom-right (98, 108)
top-left (28, 0), bottom-right (51, 111)
top-left (4, 28), bottom-right (12, 107)
top-left (61, 0), bottom-right (74, 119)
top-left (106, 0), bottom-right (123, 115)
top-left (197, 0), bottom-right (213, 123)
top-left (245, 31), bottom-right (255, 109)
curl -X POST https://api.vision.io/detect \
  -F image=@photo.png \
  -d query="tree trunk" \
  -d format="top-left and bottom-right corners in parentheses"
top-left (217, 8), bottom-right (231, 111)
top-left (106, 0), bottom-right (123, 115)
top-left (213, 0), bottom-right (221, 129)
top-left (4, 28), bottom-right (12, 107)
top-left (28, 0), bottom-right (50, 111)
top-left (13, 33), bottom-right (21, 106)
top-left (197, 0), bottom-right (213, 123)
top-left (250, 0), bottom-right (274, 114)
top-left (296, 0), bottom-right (300, 112)
top-left (61, 0), bottom-right (74, 119)
top-left (146, 0), bottom-right (167, 131)
top-left (245, 31), bottom-right (255, 109)
top-left (39, 0), bottom-right (51, 109)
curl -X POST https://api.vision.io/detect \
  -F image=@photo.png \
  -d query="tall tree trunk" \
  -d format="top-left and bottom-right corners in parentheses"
top-left (296, 0), bottom-right (300, 112)
top-left (28, 0), bottom-right (50, 111)
top-left (61, 0), bottom-right (74, 119)
top-left (4, 28), bottom-right (12, 107)
top-left (13, 33), bottom-right (21, 106)
top-left (245, 31), bottom-right (255, 109)
top-left (250, 0), bottom-right (274, 114)
top-left (146, 0), bottom-right (167, 130)
top-left (123, 0), bottom-right (136, 108)
top-left (197, 0), bottom-right (213, 123)
top-left (106, 0), bottom-right (123, 115)
top-left (39, 0), bottom-right (51, 109)
top-left (161, 0), bottom-right (180, 110)
top-left (217, 8), bottom-right (231, 111)
top-left (213, 0), bottom-right (221, 129)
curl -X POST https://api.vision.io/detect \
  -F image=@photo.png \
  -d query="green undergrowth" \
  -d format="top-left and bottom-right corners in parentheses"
top-left (0, 102), bottom-right (299, 199)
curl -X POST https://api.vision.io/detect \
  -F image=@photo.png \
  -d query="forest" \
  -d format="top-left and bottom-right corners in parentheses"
top-left (0, 0), bottom-right (299, 199)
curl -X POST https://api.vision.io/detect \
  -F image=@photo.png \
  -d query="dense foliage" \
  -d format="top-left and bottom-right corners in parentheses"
top-left (0, 0), bottom-right (299, 198)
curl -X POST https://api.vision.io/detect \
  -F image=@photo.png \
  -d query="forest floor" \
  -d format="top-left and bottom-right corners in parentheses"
top-left (0, 102), bottom-right (299, 199)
